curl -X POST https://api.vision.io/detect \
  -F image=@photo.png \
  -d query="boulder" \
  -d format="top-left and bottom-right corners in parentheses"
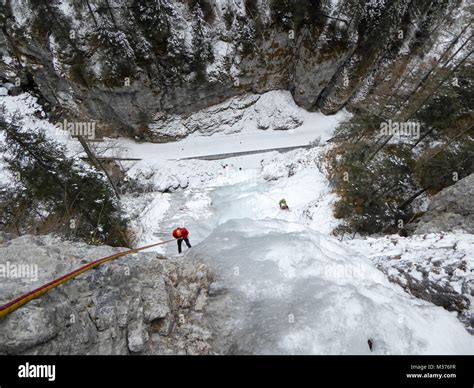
top-left (415, 174), bottom-right (474, 234)
top-left (0, 235), bottom-right (213, 355)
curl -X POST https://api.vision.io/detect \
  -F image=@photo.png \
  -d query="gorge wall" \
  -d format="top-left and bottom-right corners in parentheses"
top-left (0, 0), bottom-right (467, 140)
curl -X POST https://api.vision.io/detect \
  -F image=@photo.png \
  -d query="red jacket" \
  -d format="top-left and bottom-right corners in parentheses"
top-left (173, 227), bottom-right (189, 239)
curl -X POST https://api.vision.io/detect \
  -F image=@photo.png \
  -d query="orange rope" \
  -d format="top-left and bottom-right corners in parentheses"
top-left (0, 239), bottom-right (175, 319)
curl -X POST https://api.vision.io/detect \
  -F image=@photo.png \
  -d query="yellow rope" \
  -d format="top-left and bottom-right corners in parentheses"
top-left (0, 239), bottom-right (176, 319)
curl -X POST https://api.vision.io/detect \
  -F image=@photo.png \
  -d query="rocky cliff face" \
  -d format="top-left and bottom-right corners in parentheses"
top-left (0, 0), bottom-right (465, 139)
top-left (0, 234), bottom-right (213, 355)
top-left (415, 174), bottom-right (474, 235)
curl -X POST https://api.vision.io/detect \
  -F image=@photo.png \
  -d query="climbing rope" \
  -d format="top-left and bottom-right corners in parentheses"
top-left (259, 191), bottom-right (280, 203)
top-left (0, 239), bottom-right (175, 319)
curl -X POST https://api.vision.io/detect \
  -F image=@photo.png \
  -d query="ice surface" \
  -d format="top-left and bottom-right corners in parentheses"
top-left (188, 218), bottom-right (474, 354)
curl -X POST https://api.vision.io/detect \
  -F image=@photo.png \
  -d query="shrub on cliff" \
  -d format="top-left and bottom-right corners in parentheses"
top-left (325, 142), bottom-right (416, 235)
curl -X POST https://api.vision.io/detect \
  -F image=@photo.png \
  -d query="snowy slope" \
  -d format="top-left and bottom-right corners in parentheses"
top-left (189, 219), bottom-right (473, 355)
top-left (122, 146), bottom-right (340, 252)
top-left (344, 233), bottom-right (474, 330)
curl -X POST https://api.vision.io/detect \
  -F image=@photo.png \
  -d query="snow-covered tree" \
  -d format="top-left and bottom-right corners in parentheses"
top-left (0, 112), bottom-right (129, 246)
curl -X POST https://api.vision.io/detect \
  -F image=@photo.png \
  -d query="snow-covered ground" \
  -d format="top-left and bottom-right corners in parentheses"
top-left (345, 233), bottom-right (473, 296)
top-left (122, 146), bottom-right (340, 253)
top-left (345, 232), bottom-right (473, 329)
top-left (1, 91), bottom-right (473, 354)
top-left (116, 90), bottom-right (347, 252)
top-left (102, 90), bottom-right (350, 161)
